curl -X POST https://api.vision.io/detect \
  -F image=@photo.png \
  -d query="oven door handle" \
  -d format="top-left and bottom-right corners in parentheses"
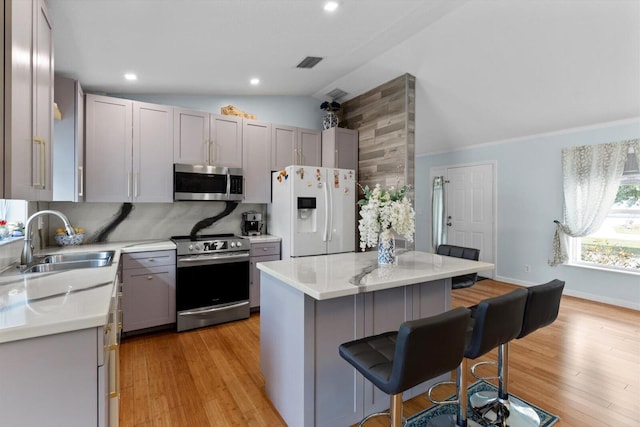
top-left (178, 301), bottom-right (249, 316)
top-left (177, 252), bottom-right (249, 265)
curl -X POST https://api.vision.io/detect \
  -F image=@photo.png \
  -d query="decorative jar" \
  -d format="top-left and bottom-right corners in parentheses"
top-left (377, 230), bottom-right (396, 265)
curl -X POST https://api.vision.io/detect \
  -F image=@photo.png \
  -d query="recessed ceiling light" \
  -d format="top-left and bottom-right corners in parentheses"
top-left (124, 73), bottom-right (137, 81)
top-left (250, 78), bottom-right (260, 85)
top-left (324, 1), bottom-right (339, 12)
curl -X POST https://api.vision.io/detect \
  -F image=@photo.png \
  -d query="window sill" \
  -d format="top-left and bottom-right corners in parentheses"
top-left (565, 261), bottom-right (640, 277)
top-left (0, 236), bottom-right (24, 246)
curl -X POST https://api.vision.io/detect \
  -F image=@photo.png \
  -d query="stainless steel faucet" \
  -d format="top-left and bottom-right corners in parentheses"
top-left (20, 210), bottom-right (76, 266)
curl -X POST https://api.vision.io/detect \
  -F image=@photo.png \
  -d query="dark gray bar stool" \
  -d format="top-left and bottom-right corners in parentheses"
top-left (428, 287), bottom-right (528, 427)
top-left (469, 279), bottom-right (565, 426)
top-left (435, 244), bottom-right (481, 289)
top-left (339, 307), bottom-right (471, 427)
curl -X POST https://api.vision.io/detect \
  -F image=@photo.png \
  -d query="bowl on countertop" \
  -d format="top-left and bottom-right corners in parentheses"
top-left (54, 233), bottom-right (85, 246)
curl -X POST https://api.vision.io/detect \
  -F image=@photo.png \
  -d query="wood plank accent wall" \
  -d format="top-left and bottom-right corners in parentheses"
top-left (340, 73), bottom-right (416, 249)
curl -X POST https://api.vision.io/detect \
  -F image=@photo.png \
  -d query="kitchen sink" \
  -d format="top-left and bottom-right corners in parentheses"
top-left (22, 259), bottom-right (113, 273)
top-left (19, 250), bottom-right (115, 274)
top-left (36, 251), bottom-right (115, 264)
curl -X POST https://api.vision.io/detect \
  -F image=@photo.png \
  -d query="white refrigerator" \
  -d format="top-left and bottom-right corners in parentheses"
top-left (268, 165), bottom-right (356, 259)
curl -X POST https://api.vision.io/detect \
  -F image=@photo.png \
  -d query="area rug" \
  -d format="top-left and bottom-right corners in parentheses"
top-left (405, 380), bottom-right (559, 427)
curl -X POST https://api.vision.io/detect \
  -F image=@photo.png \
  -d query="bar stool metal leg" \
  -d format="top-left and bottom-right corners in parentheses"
top-left (470, 344), bottom-right (541, 427)
top-left (425, 361), bottom-right (467, 427)
top-left (390, 394), bottom-right (403, 427)
top-left (356, 393), bottom-right (406, 427)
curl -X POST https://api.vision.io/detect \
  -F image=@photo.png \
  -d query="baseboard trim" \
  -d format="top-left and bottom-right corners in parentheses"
top-left (494, 275), bottom-right (639, 311)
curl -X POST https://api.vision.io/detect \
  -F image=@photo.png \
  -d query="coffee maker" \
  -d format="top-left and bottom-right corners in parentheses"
top-left (241, 211), bottom-right (264, 236)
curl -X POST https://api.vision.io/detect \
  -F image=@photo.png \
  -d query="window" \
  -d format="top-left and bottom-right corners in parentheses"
top-left (0, 199), bottom-right (27, 242)
top-left (571, 152), bottom-right (640, 273)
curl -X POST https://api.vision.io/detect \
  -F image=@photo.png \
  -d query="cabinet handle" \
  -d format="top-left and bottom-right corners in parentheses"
top-left (210, 139), bottom-right (217, 163)
top-left (127, 172), bottom-right (132, 198)
top-left (33, 137), bottom-right (47, 189)
top-left (263, 247), bottom-right (269, 251)
top-left (78, 166), bottom-right (84, 196)
top-left (147, 275), bottom-right (153, 280)
top-left (134, 172), bottom-right (140, 198)
top-left (108, 342), bottom-right (119, 398)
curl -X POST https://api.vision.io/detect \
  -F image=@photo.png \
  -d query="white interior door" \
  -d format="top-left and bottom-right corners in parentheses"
top-left (446, 163), bottom-right (495, 276)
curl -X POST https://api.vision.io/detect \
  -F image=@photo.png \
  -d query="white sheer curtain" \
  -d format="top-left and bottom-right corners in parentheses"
top-left (550, 140), bottom-right (636, 266)
top-left (432, 176), bottom-right (446, 250)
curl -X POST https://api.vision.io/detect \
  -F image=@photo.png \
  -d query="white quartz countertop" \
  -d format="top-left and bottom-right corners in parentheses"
top-left (0, 239), bottom-right (175, 344)
top-left (247, 234), bottom-right (281, 244)
top-left (256, 250), bottom-right (495, 300)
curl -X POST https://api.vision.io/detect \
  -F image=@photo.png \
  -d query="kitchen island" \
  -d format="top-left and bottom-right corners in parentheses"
top-left (257, 250), bottom-right (494, 427)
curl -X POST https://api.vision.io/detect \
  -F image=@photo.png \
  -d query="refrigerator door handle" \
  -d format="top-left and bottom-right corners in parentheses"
top-left (327, 179), bottom-right (333, 242)
top-left (323, 181), bottom-right (329, 242)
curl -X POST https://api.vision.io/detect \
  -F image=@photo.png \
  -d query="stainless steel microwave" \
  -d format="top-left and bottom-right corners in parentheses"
top-left (173, 164), bottom-right (243, 201)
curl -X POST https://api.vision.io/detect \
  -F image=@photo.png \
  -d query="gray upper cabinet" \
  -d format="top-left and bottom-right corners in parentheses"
top-left (85, 94), bottom-right (173, 202)
top-left (0, 2), bottom-right (4, 196)
top-left (211, 114), bottom-right (243, 167)
top-left (173, 108), bottom-right (208, 165)
top-left (297, 128), bottom-right (322, 168)
top-left (53, 75), bottom-right (84, 202)
top-left (271, 124), bottom-right (296, 171)
top-left (173, 108), bottom-right (242, 168)
top-left (243, 119), bottom-right (272, 203)
top-left (322, 127), bottom-right (358, 172)
top-left (271, 124), bottom-right (321, 171)
top-left (3, 0), bottom-right (54, 201)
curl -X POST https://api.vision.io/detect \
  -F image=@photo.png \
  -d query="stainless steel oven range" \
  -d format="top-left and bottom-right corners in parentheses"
top-left (171, 234), bottom-right (250, 332)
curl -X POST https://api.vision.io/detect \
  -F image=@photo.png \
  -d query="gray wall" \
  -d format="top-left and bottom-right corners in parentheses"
top-left (106, 93), bottom-right (323, 130)
top-left (415, 119), bottom-right (640, 309)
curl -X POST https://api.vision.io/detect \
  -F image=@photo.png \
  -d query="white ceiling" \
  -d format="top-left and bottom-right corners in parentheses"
top-left (48, 0), bottom-right (464, 98)
top-left (48, 0), bottom-right (640, 154)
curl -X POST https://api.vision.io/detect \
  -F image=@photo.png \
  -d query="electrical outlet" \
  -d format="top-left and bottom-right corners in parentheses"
top-left (37, 217), bottom-right (44, 230)
top-left (524, 264), bottom-right (531, 273)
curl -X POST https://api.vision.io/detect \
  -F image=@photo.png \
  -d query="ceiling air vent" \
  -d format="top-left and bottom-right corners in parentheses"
top-left (296, 56), bottom-right (323, 69)
top-left (326, 88), bottom-right (348, 100)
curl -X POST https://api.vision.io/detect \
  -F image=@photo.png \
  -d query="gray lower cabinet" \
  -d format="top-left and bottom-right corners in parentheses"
top-left (121, 250), bottom-right (176, 333)
top-left (0, 285), bottom-right (120, 427)
top-left (249, 241), bottom-right (281, 309)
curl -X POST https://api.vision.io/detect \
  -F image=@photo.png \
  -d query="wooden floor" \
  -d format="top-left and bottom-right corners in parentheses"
top-left (119, 280), bottom-right (640, 426)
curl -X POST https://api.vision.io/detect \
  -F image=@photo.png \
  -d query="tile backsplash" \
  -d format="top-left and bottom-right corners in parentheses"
top-left (49, 201), bottom-right (267, 244)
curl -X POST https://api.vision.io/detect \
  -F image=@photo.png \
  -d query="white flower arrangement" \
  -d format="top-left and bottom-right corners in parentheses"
top-left (357, 183), bottom-right (415, 251)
